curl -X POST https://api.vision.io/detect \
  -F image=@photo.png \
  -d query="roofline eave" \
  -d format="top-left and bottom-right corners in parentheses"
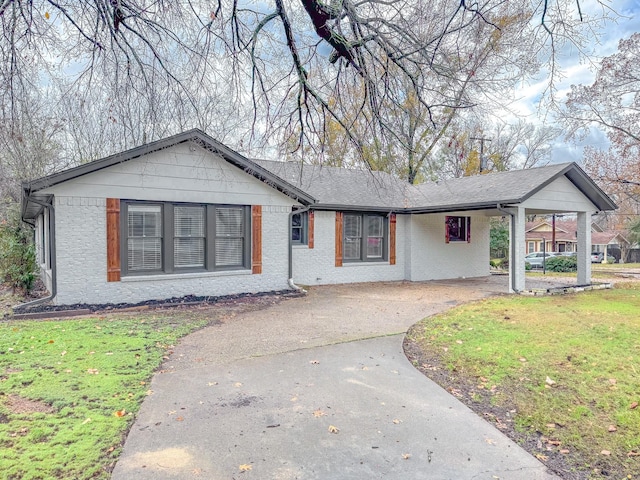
top-left (22, 129), bottom-right (316, 206)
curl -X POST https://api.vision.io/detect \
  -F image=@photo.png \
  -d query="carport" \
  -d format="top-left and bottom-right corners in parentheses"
top-left (409, 163), bottom-right (616, 293)
top-left (494, 166), bottom-right (617, 292)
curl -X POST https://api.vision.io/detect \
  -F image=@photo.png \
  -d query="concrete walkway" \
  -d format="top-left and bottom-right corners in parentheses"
top-left (112, 278), bottom-right (559, 479)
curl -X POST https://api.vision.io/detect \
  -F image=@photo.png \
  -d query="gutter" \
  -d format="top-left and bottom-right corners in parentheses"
top-left (496, 203), bottom-right (518, 293)
top-left (288, 205), bottom-right (312, 292)
top-left (17, 195), bottom-right (57, 309)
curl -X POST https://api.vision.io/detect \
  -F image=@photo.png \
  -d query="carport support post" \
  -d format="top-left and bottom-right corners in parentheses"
top-left (511, 206), bottom-right (526, 293)
top-left (577, 211), bottom-right (592, 285)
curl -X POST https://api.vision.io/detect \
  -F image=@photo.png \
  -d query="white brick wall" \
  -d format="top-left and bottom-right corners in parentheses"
top-left (292, 211), bottom-right (406, 286)
top-left (53, 198), bottom-right (291, 305)
top-left (408, 213), bottom-right (490, 281)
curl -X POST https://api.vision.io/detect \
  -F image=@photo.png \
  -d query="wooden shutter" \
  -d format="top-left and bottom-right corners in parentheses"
top-left (335, 212), bottom-right (343, 267)
top-left (251, 205), bottom-right (262, 274)
top-left (467, 217), bottom-right (471, 243)
top-left (445, 216), bottom-right (451, 244)
top-left (106, 198), bottom-right (121, 282)
top-left (389, 213), bottom-right (397, 265)
top-left (308, 210), bottom-right (315, 249)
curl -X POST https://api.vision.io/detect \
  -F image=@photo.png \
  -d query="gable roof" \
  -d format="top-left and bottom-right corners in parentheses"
top-left (22, 129), bottom-right (617, 220)
top-left (22, 129), bottom-right (316, 220)
top-left (409, 163), bottom-right (617, 213)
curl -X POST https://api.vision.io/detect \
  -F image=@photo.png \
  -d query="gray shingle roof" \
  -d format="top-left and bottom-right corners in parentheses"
top-left (255, 160), bottom-right (616, 213)
top-left (252, 160), bottom-right (412, 210)
top-left (22, 128), bottom-right (617, 221)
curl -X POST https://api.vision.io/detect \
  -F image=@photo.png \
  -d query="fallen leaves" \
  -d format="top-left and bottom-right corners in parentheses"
top-left (630, 401), bottom-right (638, 410)
top-left (328, 425), bottom-right (339, 434)
top-left (402, 453), bottom-right (411, 460)
top-left (86, 368), bottom-right (99, 375)
top-left (601, 450), bottom-right (611, 456)
top-left (392, 419), bottom-right (402, 424)
top-left (113, 409), bottom-right (126, 418)
top-left (608, 425), bottom-right (617, 432)
top-left (312, 409), bottom-right (326, 417)
top-left (239, 464), bottom-right (252, 472)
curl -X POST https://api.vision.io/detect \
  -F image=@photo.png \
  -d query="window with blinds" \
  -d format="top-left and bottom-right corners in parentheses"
top-left (344, 214), bottom-right (362, 260)
top-left (122, 202), bottom-right (250, 275)
top-left (174, 206), bottom-right (205, 268)
top-left (215, 207), bottom-right (244, 267)
top-left (343, 213), bottom-right (387, 262)
top-left (127, 204), bottom-right (163, 271)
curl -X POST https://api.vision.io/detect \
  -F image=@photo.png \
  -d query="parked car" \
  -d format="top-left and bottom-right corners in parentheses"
top-left (591, 252), bottom-right (604, 263)
top-left (559, 251), bottom-right (577, 257)
top-left (525, 252), bottom-right (557, 268)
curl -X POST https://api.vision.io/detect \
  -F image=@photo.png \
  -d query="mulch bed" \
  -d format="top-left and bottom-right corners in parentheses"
top-left (7, 289), bottom-right (304, 320)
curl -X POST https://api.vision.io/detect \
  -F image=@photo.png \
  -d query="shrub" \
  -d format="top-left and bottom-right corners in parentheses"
top-left (490, 258), bottom-right (509, 270)
top-left (545, 255), bottom-right (577, 272)
top-left (0, 219), bottom-right (37, 292)
top-left (525, 261), bottom-right (531, 271)
top-left (604, 256), bottom-right (616, 264)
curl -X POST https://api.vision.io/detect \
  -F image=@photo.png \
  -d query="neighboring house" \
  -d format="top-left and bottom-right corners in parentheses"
top-left (525, 219), bottom-right (629, 260)
top-left (21, 129), bottom-right (616, 306)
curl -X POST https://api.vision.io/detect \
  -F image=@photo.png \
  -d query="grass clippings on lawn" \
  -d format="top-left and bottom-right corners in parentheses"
top-left (0, 312), bottom-right (210, 480)
top-left (405, 282), bottom-right (640, 480)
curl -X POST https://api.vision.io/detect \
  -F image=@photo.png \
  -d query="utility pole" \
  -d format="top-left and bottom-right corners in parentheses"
top-left (471, 136), bottom-right (492, 173)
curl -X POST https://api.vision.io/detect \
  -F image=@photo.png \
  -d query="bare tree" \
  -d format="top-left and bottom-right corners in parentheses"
top-left (563, 32), bottom-right (640, 229)
top-left (1, 0), bottom-right (612, 161)
top-left (431, 117), bottom-right (560, 179)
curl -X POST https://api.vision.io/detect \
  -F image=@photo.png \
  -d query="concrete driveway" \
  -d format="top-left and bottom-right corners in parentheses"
top-left (112, 278), bottom-right (559, 479)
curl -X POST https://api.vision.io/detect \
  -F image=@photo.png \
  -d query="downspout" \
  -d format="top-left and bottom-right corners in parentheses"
top-left (288, 205), bottom-right (311, 292)
top-left (496, 203), bottom-right (518, 293)
top-left (16, 196), bottom-right (57, 309)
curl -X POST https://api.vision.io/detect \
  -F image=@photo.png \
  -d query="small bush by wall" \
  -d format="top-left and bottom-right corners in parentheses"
top-left (0, 219), bottom-right (37, 292)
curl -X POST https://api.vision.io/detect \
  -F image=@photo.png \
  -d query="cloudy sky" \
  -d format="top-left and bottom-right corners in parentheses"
top-left (513, 0), bottom-right (640, 164)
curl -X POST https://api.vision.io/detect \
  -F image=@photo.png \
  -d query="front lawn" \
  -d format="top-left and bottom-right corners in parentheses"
top-left (0, 313), bottom-right (208, 479)
top-left (405, 283), bottom-right (640, 479)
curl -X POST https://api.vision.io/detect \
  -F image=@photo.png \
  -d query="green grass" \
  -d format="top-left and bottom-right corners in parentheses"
top-left (0, 313), bottom-right (208, 479)
top-left (407, 282), bottom-right (640, 479)
top-left (593, 263), bottom-right (640, 270)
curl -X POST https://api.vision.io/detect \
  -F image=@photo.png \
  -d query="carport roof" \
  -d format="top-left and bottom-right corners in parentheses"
top-left (256, 159), bottom-right (617, 213)
top-left (22, 129), bottom-right (616, 220)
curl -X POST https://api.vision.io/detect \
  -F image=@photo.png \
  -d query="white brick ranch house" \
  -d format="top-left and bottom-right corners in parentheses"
top-left (21, 129), bottom-right (616, 306)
